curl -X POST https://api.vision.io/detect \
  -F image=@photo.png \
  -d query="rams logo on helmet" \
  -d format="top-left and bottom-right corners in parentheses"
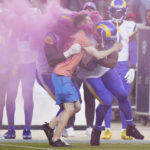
top-left (96, 21), bottom-right (118, 49)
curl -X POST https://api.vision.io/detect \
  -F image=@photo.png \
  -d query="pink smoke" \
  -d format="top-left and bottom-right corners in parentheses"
top-left (0, 0), bottom-right (76, 55)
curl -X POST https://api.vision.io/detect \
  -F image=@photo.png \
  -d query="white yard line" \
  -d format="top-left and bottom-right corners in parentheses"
top-left (0, 143), bottom-right (58, 150)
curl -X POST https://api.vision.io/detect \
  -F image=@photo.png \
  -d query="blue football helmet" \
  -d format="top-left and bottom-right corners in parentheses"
top-left (109, 0), bottom-right (127, 23)
top-left (96, 21), bottom-right (118, 49)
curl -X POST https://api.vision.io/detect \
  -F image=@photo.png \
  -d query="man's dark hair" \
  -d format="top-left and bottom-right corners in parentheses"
top-left (74, 14), bottom-right (88, 27)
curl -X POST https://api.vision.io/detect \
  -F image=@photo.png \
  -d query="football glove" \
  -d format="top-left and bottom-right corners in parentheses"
top-left (64, 43), bottom-right (81, 58)
top-left (124, 68), bottom-right (135, 84)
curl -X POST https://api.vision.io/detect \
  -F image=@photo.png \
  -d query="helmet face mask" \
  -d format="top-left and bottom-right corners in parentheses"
top-left (111, 7), bottom-right (126, 19)
top-left (109, 0), bottom-right (127, 23)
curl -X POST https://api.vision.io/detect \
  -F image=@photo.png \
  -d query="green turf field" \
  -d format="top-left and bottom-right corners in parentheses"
top-left (0, 143), bottom-right (150, 150)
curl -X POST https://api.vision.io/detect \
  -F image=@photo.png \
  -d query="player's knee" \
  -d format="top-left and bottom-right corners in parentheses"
top-left (100, 92), bottom-right (113, 106)
top-left (117, 92), bottom-right (128, 103)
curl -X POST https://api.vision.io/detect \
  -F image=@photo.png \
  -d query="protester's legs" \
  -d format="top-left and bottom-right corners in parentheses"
top-left (62, 75), bottom-right (82, 137)
top-left (65, 115), bottom-right (75, 128)
top-left (50, 101), bottom-right (80, 141)
top-left (65, 74), bottom-right (83, 129)
top-left (51, 73), bottom-right (81, 142)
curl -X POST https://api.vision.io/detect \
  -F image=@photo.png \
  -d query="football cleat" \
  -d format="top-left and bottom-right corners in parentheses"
top-left (23, 128), bottom-right (32, 140)
top-left (102, 129), bottom-right (112, 140)
top-left (52, 139), bottom-right (72, 147)
top-left (90, 128), bottom-right (101, 146)
top-left (4, 129), bottom-right (16, 139)
top-left (42, 122), bottom-right (54, 145)
top-left (121, 129), bottom-right (133, 140)
top-left (126, 125), bottom-right (144, 139)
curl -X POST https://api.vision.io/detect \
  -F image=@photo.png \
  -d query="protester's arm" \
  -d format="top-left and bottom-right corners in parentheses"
top-left (83, 42), bottom-right (122, 60)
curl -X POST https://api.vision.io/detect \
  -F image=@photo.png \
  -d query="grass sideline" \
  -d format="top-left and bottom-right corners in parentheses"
top-left (0, 143), bottom-right (150, 150)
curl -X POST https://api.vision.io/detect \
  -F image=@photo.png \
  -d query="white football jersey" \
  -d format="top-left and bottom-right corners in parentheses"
top-left (118, 20), bottom-right (137, 62)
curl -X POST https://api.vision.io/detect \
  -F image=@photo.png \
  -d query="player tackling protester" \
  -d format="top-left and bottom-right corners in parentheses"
top-left (42, 12), bottom-right (122, 147)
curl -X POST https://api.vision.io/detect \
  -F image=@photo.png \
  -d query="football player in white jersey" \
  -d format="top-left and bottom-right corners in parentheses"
top-left (102, 0), bottom-right (138, 140)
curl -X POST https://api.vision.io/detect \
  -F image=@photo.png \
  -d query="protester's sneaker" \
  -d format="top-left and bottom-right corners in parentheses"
top-left (126, 125), bottom-right (144, 139)
top-left (102, 129), bottom-right (112, 140)
top-left (23, 128), bottom-right (32, 140)
top-left (4, 129), bottom-right (16, 139)
top-left (42, 122), bottom-right (54, 145)
top-left (62, 127), bottom-right (75, 137)
top-left (85, 127), bottom-right (92, 136)
top-left (90, 128), bottom-right (101, 146)
top-left (121, 129), bottom-right (133, 140)
top-left (52, 139), bottom-right (72, 147)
